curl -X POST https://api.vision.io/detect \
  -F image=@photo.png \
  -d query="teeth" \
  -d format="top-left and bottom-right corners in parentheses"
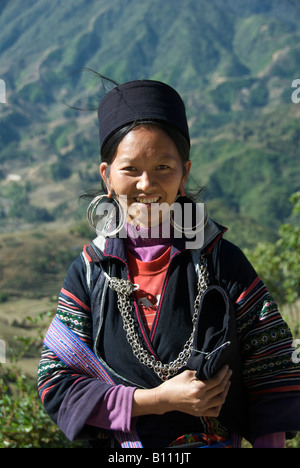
top-left (135, 197), bottom-right (159, 203)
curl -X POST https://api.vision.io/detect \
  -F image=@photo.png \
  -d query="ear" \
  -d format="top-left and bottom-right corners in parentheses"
top-left (99, 163), bottom-right (113, 198)
top-left (180, 160), bottom-right (192, 196)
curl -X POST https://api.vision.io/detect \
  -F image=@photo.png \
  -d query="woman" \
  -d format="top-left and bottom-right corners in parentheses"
top-left (38, 79), bottom-right (300, 448)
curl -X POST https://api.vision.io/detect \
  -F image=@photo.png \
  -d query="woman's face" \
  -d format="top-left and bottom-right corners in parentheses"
top-left (100, 125), bottom-right (191, 228)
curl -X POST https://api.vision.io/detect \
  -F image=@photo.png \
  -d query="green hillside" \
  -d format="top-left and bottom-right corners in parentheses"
top-left (0, 0), bottom-right (299, 253)
top-left (0, 1), bottom-right (299, 448)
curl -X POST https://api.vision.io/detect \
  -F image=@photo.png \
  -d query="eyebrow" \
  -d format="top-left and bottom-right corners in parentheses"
top-left (118, 153), bottom-right (178, 164)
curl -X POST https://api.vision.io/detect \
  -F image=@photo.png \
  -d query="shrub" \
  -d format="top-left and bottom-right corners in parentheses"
top-left (0, 366), bottom-right (83, 448)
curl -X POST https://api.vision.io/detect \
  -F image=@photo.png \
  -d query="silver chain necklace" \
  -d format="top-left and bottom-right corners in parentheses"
top-left (104, 256), bottom-right (209, 381)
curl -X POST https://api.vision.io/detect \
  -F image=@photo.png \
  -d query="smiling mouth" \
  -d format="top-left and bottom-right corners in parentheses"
top-left (134, 197), bottom-right (160, 204)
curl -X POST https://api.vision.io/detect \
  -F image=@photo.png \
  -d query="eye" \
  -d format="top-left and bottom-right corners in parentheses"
top-left (156, 164), bottom-right (169, 170)
top-left (122, 166), bottom-right (137, 172)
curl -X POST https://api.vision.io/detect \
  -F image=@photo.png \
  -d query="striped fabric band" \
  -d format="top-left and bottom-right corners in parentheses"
top-left (44, 316), bottom-right (143, 448)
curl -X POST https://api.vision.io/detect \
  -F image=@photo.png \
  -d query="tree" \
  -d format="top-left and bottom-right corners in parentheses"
top-left (244, 192), bottom-right (300, 307)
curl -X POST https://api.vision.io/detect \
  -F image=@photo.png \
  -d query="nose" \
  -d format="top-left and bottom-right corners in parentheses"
top-left (136, 171), bottom-right (156, 191)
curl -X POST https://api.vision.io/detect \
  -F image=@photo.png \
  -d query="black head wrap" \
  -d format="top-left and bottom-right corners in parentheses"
top-left (98, 79), bottom-right (190, 151)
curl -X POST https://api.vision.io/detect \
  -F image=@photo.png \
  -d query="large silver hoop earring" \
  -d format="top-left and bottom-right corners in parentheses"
top-left (170, 195), bottom-right (209, 236)
top-left (87, 194), bottom-right (125, 237)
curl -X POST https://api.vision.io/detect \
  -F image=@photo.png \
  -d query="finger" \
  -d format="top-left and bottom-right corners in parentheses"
top-left (202, 371), bottom-right (232, 403)
top-left (200, 365), bottom-right (229, 387)
top-left (210, 380), bottom-right (231, 405)
top-left (203, 366), bottom-right (232, 392)
top-left (200, 380), bottom-right (231, 417)
top-left (191, 365), bottom-right (230, 385)
top-left (214, 365), bottom-right (231, 383)
top-left (205, 405), bottom-right (223, 418)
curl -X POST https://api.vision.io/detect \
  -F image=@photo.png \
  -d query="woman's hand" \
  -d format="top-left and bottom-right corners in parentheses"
top-left (132, 365), bottom-right (232, 418)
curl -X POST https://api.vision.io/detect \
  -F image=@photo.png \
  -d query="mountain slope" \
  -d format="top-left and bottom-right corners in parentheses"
top-left (0, 0), bottom-right (299, 248)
